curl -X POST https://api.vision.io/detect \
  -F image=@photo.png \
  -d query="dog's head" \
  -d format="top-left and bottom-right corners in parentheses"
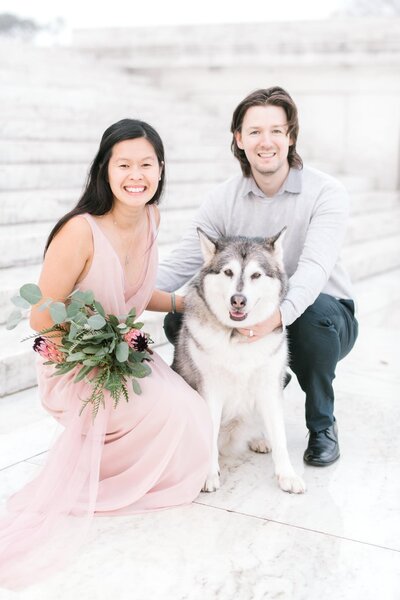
top-left (197, 228), bottom-right (288, 328)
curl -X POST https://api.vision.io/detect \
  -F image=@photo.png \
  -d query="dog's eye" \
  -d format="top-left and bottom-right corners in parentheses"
top-left (251, 272), bottom-right (261, 279)
top-left (223, 269), bottom-right (234, 277)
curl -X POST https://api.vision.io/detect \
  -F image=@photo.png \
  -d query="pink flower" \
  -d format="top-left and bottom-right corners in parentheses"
top-left (124, 329), bottom-right (150, 352)
top-left (33, 336), bottom-right (64, 363)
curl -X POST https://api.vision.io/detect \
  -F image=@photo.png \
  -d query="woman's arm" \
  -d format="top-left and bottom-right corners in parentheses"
top-left (30, 216), bottom-right (93, 332)
top-left (147, 207), bottom-right (184, 312)
top-left (146, 289), bottom-right (184, 313)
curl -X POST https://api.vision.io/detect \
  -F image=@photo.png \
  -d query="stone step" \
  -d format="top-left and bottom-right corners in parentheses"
top-left (0, 159), bottom-right (235, 191)
top-left (0, 183), bottom-right (215, 226)
top-left (0, 207), bottom-right (199, 268)
top-left (0, 99), bottom-right (217, 133)
top-left (1, 265), bottom-right (399, 400)
top-left (345, 207), bottom-right (400, 245)
top-left (1, 222), bottom-right (398, 329)
top-left (0, 308), bottom-right (168, 398)
top-left (1, 201), bottom-right (397, 270)
top-left (0, 112), bottom-right (228, 140)
top-left (353, 268), bottom-right (400, 318)
top-left (0, 243), bottom-right (175, 326)
top-left (0, 41), bottom-right (154, 84)
top-left (350, 191), bottom-right (400, 215)
top-left (342, 234), bottom-right (400, 281)
top-left (0, 181), bottom-right (394, 228)
top-left (0, 264), bottom-right (42, 325)
top-left (0, 139), bottom-right (232, 165)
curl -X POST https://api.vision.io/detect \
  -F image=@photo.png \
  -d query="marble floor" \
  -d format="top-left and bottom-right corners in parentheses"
top-left (0, 275), bottom-right (399, 599)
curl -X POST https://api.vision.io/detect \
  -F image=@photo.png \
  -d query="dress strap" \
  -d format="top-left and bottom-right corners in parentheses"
top-left (148, 204), bottom-right (158, 239)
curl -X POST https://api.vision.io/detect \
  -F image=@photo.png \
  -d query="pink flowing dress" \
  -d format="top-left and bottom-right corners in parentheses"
top-left (0, 206), bottom-right (212, 588)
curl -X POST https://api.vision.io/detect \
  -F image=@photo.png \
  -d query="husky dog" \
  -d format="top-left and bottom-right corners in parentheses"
top-left (172, 228), bottom-right (305, 494)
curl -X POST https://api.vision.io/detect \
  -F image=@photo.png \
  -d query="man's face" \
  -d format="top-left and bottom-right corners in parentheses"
top-left (235, 105), bottom-right (293, 178)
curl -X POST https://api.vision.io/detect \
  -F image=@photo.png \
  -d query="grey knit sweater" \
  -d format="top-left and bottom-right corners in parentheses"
top-left (156, 166), bottom-right (355, 326)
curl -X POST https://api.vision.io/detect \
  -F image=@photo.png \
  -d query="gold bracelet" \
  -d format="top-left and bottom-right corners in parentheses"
top-left (171, 292), bottom-right (177, 314)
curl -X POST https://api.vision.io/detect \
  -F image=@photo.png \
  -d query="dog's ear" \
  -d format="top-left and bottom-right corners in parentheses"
top-left (264, 226), bottom-right (287, 266)
top-left (197, 228), bottom-right (217, 264)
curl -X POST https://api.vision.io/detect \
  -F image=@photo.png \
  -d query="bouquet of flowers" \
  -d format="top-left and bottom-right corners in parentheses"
top-left (7, 284), bottom-right (153, 419)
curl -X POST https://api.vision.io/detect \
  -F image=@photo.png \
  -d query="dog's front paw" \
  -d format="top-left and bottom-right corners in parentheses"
top-left (277, 472), bottom-right (306, 494)
top-left (202, 472), bottom-right (220, 493)
top-left (249, 438), bottom-right (271, 454)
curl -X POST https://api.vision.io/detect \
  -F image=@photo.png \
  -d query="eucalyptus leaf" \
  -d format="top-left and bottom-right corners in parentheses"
top-left (95, 349), bottom-right (107, 357)
top-left (68, 322), bottom-right (79, 341)
top-left (6, 309), bottom-right (22, 330)
top-left (72, 312), bottom-right (87, 326)
top-left (69, 290), bottom-right (87, 304)
top-left (132, 378), bottom-right (142, 395)
top-left (20, 283), bottom-right (42, 305)
top-left (87, 314), bottom-right (106, 330)
top-left (116, 341), bottom-right (129, 363)
top-left (66, 351), bottom-right (87, 362)
top-left (11, 295), bottom-right (31, 310)
top-left (129, 362), bottom-right (152, 378)
top-left (93, 300), bottom-right (106, 317)
top-left (129, 351), bottom-right (147, 362)
top-left (67, 302), bottom-right (81, 318)
top-left (82, 359), bottom-right (99, 367)
top-left (82, 332), bottom-right (114, 341)
top-left (82, 346), bottom-right (100, 354)
top-left (83, 290), bottom-right (94, 305)
top-left (107, 315), bottom-right (119, 327)
top-left (49, 302), bottom-right (67, 324)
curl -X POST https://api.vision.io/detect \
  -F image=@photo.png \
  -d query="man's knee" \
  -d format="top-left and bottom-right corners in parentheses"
top-left (288, 297), bottom-right (341, 368)
top-left (163, 312), bottom-right (184, 345)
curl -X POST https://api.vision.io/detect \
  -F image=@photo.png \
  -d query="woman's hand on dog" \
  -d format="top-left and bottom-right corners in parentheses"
top-left (237, 308), bottom-right (283, 342)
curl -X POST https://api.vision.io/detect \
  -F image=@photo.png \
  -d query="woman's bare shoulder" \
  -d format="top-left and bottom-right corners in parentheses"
top-left (52, 214), bottom-right (92, 245)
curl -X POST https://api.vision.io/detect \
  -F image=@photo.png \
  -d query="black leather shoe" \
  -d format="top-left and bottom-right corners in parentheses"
top-left (303, 420), bottom-right (340, 466)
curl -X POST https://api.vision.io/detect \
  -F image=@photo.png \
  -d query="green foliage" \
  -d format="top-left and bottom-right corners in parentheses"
top-left (20, 283), bottom-right (42, 305)
top-left (8, 284), bottom-right (153, 420)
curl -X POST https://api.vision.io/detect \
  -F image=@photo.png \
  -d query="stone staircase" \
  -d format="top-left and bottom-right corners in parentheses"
top-left (0, 37), bottom-right (400, 399)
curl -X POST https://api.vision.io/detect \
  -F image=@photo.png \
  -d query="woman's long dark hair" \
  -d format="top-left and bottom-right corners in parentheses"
top-left (44, 118), bottom-right (165, 254)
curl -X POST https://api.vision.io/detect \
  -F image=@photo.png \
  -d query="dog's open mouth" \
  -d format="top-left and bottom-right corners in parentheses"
top-left (229, 310), bottom-right (248, 322)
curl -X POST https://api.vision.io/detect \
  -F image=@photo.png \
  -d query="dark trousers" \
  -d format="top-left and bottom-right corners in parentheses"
top-left (164, 293), bottom-right (358, 433)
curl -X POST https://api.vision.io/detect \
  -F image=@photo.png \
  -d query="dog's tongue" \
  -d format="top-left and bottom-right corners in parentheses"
top-left (229, 310), bottom-right (247, 322)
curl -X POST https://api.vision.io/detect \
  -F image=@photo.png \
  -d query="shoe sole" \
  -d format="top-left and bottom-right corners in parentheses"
top-left (303, 453), bottom-right (340, 467)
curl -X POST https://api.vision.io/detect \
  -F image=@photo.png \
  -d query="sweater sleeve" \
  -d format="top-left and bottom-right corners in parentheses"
top-left (156, 191), bottom-right (226, 292)
top-left (280, 181), bottom-right (350, 327)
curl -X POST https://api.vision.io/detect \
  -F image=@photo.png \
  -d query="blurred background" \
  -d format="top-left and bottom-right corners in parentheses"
top-left (0, 0), bottom-right (399, 396)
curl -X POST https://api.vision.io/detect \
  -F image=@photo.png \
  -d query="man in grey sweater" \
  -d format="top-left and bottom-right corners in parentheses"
top-left (157, 86), bottom-right (358, 467)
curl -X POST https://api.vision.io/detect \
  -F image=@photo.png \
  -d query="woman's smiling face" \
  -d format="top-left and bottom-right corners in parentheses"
top-left (107, 137), bottom-right (162, 208)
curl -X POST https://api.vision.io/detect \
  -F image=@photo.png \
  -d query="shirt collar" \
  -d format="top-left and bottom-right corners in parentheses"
top-left (243, 167), bottom-right (302, 199)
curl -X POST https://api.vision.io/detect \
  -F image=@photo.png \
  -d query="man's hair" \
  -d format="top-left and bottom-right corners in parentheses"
top-left (230, 86), bottom-right (303, 177)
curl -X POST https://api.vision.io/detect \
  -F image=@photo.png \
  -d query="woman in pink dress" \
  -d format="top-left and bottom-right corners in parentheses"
top-left (0, 119), bottom-right (212, 588)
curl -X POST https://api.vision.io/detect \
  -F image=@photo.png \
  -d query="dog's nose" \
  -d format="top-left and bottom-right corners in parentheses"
top-left (230, 294), bottom-right (247, 309)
